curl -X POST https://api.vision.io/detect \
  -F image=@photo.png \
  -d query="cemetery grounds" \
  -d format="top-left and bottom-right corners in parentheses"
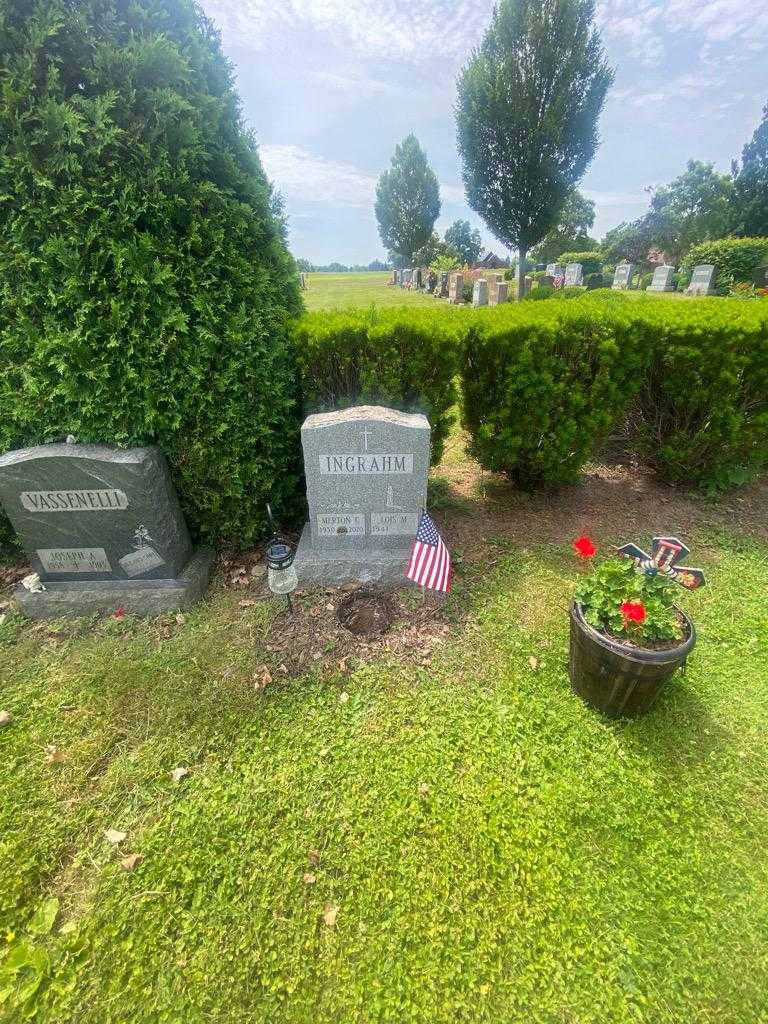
top-left (1, 285), bottom-right (768, 1022)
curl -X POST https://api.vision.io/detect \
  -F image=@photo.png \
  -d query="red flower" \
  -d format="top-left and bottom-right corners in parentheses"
top-left (573, 536), bottom-right (597, 559)
top-left (620, 601), bottom-right (646, 624)
top-left (112, 607), bottom-right (126, 621)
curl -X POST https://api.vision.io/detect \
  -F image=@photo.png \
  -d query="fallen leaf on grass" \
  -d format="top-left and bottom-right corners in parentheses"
top-left (44, 745), bottom-right (66, 764)
top-left (338, 692), bottom-right (349, 704)
top-left (325, 603), bottom-right (335, 612)
top-left (230, 566), bottom-right (248, 587)
top-left (175, 613), bottom-right (185, 625)
top-left (528, 656), bottom-right (539, 672)
top-left (105, 829), bottom-right (127, 845)
top-left (254, 667), bottom-right (272, 691)
top-left (170, 767), bottom-right (189, 782)
top-left (120, 853), bottom-right (144, 871)
top-left (303, 873), bottom-right (316, 885)
top-left (0, 710), bottom-right (12, 728)
top-left (238, 599), bottom-right (257, 608)
top-left (322, 904), bottom-right (339, 927)
top-left (308, 849), bottom-right (321, 867)
top-left (418, 782), bottom-right (429, 800)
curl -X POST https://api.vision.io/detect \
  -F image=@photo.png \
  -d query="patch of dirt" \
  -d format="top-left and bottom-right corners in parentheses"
top-left (435, 427), bottom-right (768, 565)
top-left (336, 588), bottom-right (396, 635)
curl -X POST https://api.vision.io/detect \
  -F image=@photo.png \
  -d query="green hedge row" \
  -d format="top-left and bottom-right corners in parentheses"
top-left (293, 308), bottom-right (461, 465)
top-left (681, 238), bottom-right (768, 291)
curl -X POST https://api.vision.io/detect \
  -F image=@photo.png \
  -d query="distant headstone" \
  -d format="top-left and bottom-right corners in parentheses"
top-left (413, 268), bottom-right (423, 289)
top-left (401, 269), bottom-right (412, 286)
top-left (0, 443), bottom-right (213, 618)
top-left (564, 263), bottom-right (583, 287)
top-left (648, 265), bottom-right (675, 292)
top-left (488, 278), bottom-right (508, 305)
top-left (539, 275), bottom-right (554, 288)
top-left (448, 273), bottom-right (464, 304)
top-left (546, 263), bottom-right (565, 278)
top-left (686, 264), bottom-right (716, 296)
top-left (391, 270), bottom-right (398, 285)
top-left (612, 263), bottom-right (636, 290)
top-left (472, 279), bottom-right (489, 307)
top-left (293, 406), bottom-right (430, 586)
top-left (753, 265), bottom-right (768, 289)
top-left (427, 270), bottom-right (437, 294)
top-left (438, 271), bottom-right (449, 298)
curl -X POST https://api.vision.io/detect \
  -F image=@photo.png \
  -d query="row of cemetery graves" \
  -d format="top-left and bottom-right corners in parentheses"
top-left (391, 260), bottom-right (720, 302)
top-left (0, 405), bottom-right (435, 619)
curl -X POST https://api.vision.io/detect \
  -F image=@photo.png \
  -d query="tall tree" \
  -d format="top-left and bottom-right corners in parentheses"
top-left (641, 160), bottom-right (733, 261)
top-left (456, 0), bottom-right (613, 297)
top-left (732, 102), bottom-right (768, 237)
top-left (530, 189), bottom-right (597, 262)
top-left (444, 220), bottom-right (484, 265)
top-left (375, 136), bottom-right (441, 265)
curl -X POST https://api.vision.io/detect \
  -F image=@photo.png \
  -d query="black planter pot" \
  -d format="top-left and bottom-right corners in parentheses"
top-left (569, 601), bottom-right (696, 718)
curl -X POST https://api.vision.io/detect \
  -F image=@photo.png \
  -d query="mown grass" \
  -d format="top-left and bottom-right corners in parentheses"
top-left (1, 524), bottom-right (767, 1022)
top-left (303, 272), bottom-right (441, 311)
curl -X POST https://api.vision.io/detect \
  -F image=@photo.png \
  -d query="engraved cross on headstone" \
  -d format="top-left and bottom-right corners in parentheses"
top-left (617, 535), bottom-right (706, 590)
top-left (360, 427), bottom-right (373, 452)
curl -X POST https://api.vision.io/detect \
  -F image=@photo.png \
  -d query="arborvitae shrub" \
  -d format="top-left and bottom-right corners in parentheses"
top-left (0, 0), bottom-right (301, 549)
top-left (460, 300), bottom-right (653, 488)
top-left (633, 299), bottom-right (768, 488)
top-left (293, 308), bottom-right (460, 464)
top-left (681, 238), bottom-right (768, 291)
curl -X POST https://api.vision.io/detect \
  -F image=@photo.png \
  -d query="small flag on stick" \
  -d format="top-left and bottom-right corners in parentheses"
top-left (405, 511), bottom-right (452, 593)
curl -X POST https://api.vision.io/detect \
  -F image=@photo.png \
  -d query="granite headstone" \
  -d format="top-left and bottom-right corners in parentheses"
top-left (448, 273), bottom-right (464, 304)
top-left (564, 263), bottom-right (583, 287)
top-left (488, 278), bottom-right (508, 305)
top-left (648, 265), bottom-right (675, 292)
top-left (686, 264), bottom-right (716, 296)
top-left (293, 406), bottom-right (430, 586)
top-left (612, 263), bottom-right (636, 290)
top-left (472, 279), bottom-right (489, 307)
top-left (438, 271), bottom-right (449, 298)
top-left (753, 265), bottom-right (768, 289)
top-left (0, 442), bottom-right (214, 618)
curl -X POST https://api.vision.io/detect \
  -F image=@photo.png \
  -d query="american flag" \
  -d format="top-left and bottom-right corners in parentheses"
top-left (405, 511), bottom-right (452, 593)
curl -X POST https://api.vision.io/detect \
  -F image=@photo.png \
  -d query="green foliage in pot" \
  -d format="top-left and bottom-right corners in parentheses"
top-left (575, 558), bottom-right (683, 644)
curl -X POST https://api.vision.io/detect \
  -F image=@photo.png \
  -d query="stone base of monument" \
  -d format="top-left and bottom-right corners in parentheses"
top-left (12, 547), bottom-right (215, 619)
top-left (293, 524), bottom-right (411, 588)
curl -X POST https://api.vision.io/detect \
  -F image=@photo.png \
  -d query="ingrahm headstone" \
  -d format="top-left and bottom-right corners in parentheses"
top-left (612, 263), bottom-right (636, 290)
top-left (686, 264), bottom-right (716, 296)
top-left (648, 265), bottom-right (675, 292)
top-left (564, 263), bottom-right (583, 287)
top-left (293, 406), bottom-right (430, 587)
top-left (472, 278), bottom-right (489, 307)
top-left (0, 442), bottom-right (214, 618)
top-left (448, 273), bottom-right (464, 304)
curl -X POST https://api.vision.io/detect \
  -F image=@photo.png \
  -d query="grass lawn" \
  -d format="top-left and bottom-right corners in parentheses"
top-left (2, 420), bottom-right (768, 1023)
top-left (303, 271), bottom-right (441, 311)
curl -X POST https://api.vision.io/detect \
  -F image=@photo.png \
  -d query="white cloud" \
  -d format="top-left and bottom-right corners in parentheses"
top-left (261, 144), bottom-right (465, 209)
top-left (202, 0), bottom-right (494, 63)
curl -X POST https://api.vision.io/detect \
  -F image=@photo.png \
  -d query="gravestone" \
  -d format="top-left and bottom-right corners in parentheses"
top-left (648, 265), bottom-right (675, 292)
top-left (448, 273), bottom-right (464, 304)
top-left (293, 406), bottom-right (430, 586)
top-left (413, 268), bottom-right (423, 289)
top-left (686, 264), bottom-right (716, 295)
top-left (402, 269), bottom-right (412, 286)
top-left (546, 263), bottom-right (565, 279)
top-left (539, 275), bottom-right (554, 288)
top-left (391, 270), bottom-right (398, 285)
top-left (753, 265), bottom-right (768, 288)
top-left (488, 278), bottom-right (508, 305)
top-left (564, 263), bottom-right (583, 287)
top-left (472, 279), bottom-right (489, 307)
top-left (612, 263), bottom-right (636, 290)
top-left (0, 442), bottom-right (214, 618)
top-left (427, 270), bottom-right (437, 294)
top-left (438, 271), bottom-right (449, 298)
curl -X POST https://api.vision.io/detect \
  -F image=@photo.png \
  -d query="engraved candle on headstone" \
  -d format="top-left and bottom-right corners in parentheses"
top-left (293, 406), bottom-right (430, 586)
top-left (0, 442), bottom-right (214, 618)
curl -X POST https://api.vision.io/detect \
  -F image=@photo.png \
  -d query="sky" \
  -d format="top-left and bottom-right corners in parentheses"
top-left (200, 0), bottom-right (767, 266)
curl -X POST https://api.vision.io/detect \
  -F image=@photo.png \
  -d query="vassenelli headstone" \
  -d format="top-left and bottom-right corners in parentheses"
top-left (564, 263), bottom-right (583, 286)
top-left (612, 263), bottom-right (636, 290)
top-left (648, 265), bottom-right (675, 292)
top-left (686, 264), bottom-right (716, 296)
top-left (294, 406), bottom-right (430, 586)
top-left (0, 443), bottom-right (213, 617)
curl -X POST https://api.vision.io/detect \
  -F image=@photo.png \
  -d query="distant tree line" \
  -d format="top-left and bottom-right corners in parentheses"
top-left (295, 259), bottom-right (390, 273)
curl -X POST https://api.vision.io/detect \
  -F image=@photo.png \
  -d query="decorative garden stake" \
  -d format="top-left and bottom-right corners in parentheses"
top-left (616, 536), bottom-right (706, 591)
top-left (264, 504), bottom-right (297, 612)
top-left (568, 535), bottom-right (705, 718)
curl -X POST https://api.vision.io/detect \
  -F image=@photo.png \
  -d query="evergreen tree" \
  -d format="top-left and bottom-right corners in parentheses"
top-left (0, 0), bottom-right (301, 547)
top-left (733, 102), bottom-right (768, 237)
top-left (375, 135), bottom-right (441, 264)
top-left (456, 0), bottom-right (613, 297)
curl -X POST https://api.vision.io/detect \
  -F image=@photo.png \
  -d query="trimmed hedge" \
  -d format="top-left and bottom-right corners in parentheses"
top-left (293, 308), bottom-right (460, 464)
top-left (460, 299), bottom-right (653, 488)
top-left (681, 238), bottom-right (768, 291)
top-left (558, 252), bottom-right (604, 275)
top-left (632, 298), bottom-right (768, 488)
top-left (0, 0), bottom-right (302, 549)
